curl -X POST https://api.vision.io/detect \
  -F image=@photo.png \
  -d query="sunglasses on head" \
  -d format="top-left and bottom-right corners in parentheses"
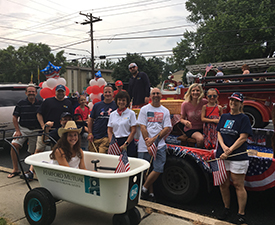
top-left (207, 95), bottom-right (217, 98)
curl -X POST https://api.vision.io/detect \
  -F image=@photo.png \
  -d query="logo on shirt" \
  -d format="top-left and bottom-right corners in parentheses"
top-left (63, 105), bottom-right (68, 109)
top-left (99, 108), bottom-right (113, 116)
top-left (147, 111), bottom-right (163, 123)
top-left (224, 120), bottom-right (235, 129)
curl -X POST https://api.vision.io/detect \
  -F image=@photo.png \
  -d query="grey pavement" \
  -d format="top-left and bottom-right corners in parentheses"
top-left (0, 166), bottom-right (232, 225)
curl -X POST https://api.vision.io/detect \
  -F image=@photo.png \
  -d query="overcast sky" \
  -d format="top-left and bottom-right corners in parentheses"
top-left (0, 0), bottom-right (195, 63)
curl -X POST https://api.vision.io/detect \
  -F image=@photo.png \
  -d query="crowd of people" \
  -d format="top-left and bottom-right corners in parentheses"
top-left (7, 62), bottom-right (253, 225)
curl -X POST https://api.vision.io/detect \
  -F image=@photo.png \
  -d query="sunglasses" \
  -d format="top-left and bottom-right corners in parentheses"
top-left (207, 95), bottom-right (217, 98)
top-left (129, 66), bottom-right (136, 69)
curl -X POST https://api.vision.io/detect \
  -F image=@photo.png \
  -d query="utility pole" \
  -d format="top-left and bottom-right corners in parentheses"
top-left (79, 12), bottom-right (102, 78)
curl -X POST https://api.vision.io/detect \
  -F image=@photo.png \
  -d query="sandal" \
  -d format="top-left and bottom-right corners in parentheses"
top-left (7, 171), bottom-right (21, 178)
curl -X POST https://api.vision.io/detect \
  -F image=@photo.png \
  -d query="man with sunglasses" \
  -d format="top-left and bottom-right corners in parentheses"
top-left (128, 62), bottom-right (150, 108)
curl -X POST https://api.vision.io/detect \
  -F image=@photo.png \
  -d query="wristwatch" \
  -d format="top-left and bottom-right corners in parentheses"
top-left (124, 141), bottom-right (129, 146)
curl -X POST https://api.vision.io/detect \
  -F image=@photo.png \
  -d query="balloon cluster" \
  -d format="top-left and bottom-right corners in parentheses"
top-left (39, 62), bottom-right (70, 99)
top-left (86, 71), bottom-right (107, 110)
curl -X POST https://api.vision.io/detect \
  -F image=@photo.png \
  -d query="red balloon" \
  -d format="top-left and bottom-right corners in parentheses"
top-left (90, 85), bottom-right (100, 94)
top-left (92, 98), bottom-right (101, 104)
top-left (65, 86), bottom-right (70, 96)
top-left (40, 88), bottom-right (54, 99)
top-left (86, 86), bottom-right (93, 95)
top-left (99, 85), bottom-right (104, 93)
top-left (39, 82), bottom-right (43, 88)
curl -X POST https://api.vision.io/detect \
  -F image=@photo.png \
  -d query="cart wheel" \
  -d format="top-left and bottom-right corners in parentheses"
top-left (112, 213), bottom-right (131, 225)
top-left (24, 187), bottom-right (56, 225)
top-left (128, 207), bottom-right (141, 225)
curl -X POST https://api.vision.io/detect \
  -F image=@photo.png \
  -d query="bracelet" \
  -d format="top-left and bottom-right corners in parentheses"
top-left (88, 133), bottom-right (93, 136)
top-left (124, 141), bottom-right (129, 146)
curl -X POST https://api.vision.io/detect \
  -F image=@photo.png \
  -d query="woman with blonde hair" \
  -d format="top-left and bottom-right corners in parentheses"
top-left (180, 83), bottom-right (207, 148)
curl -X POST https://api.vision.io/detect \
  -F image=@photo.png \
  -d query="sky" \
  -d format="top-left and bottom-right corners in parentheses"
top-left (0, 0), bottom-right (195, 64)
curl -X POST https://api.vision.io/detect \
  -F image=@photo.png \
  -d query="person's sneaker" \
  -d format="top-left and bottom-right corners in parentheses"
top-left (217, 208), bottom-right (230, 220)
top-left (237, 213), bottom-right (247, 225)
top-left (148, 194), bottom-right (156, 202)
top-left (141, 190), bottom-right (149, 200)
top-left (20, 170), bottom-right (33, 181)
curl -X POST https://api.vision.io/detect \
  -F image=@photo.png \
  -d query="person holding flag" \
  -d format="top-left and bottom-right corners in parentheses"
top-left (216, 92), bottom-right (252, 224)
top-left (137, 88), bottom-right (172, 202)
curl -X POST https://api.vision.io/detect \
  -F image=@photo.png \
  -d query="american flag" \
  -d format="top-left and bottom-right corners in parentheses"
top-left (41, 62), bottom-right (61, 79)
top-left (149, 136), bottom-right (160, 160)
top-left (115, 150), bottom-right (130, 173)
top-left (171, 114), bottom-right (181, 127)
top-left (209, 159), bottom-right (227, 186)
top-left (244, 156), bottom-right (275, 191)
top-left (205, 63), bottom-right (213, 72)
top-left (108, 135), bottom-right (121, 155)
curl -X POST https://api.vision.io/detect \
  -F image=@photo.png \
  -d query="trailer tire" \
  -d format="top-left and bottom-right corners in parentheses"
top-left (24, 187), bottom-right (56, 225)
top-left (128, 207), bottom-right (141, 225)
top-left (113, 213), bottom-right (131, 225)
top-left (157, 156), bottom-right (200, 204)
top-left (243, 106), bottom-right (264, 128)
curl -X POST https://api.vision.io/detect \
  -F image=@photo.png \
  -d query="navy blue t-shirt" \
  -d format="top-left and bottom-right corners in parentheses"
top-left (216, 113), bottom-right (252, 161)
top-left (90, 101), bottom-right (117, 139)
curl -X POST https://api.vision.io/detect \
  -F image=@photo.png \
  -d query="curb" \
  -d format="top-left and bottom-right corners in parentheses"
top-left (138, 200), bottom-right (234, 225)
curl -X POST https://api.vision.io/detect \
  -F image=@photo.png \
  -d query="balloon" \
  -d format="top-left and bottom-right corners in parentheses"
top-left (92, 98), bottom-right (101, 104)
top-left (65, 86), bottom-right (70, 96)
top-left (40, 61), bottom-right (61, 79)
top-left (46, 78), bottom-right (57, 89)
top-left (89, 79), bottom-right (98, 87)
top-left (42, 81), bottom-right (48, 89)
top-left (56, 77), bottom-right (66, 86)
top-left (90, 85), bottom-right (100, 94)
top-left (86, 86), bottom-right (93, 95)
top-left (89, 93), bottom-right (98, 100)
top-left (97, 78), bottom-right (106, 87)
top-left (39, 82), bottom-right (43, 88)
top-left (40, 88), bottom-right (55, 99)
top-left (97, 93), bottom-right (102, 99)
top-left (99, 85), bottom-right (104, 93)
top-left (88, 102), bottom-right (94, 110)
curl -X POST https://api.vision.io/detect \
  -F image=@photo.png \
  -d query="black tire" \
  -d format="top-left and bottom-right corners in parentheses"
top-left (243, 106), bottom-right (264, 128)
top-left (112, 213), bottom-right (131, 225)
top-left (157, 156), bottom-right (200, 204)
top-left (24, 187), bottom-right (56, 225)
top-left (128, 207), bottom-right (141, 225)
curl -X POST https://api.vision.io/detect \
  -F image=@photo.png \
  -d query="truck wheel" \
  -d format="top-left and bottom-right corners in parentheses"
top-left (243, 106), bottom-right (264, 128)
top-left (24, 188), bottom-right (56, 225)
top-left (113, 213), bottom-right (131, 225)
top-left (157, 156), bottom-right (200, 204)
top-left (127, 207), bottom-right (141, 225)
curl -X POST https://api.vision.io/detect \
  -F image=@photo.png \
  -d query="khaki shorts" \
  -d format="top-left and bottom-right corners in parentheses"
top-left (12, 125), bottom-right (38, 154)
top-left (224, 160), bottom-right (249, 174)
top-left (88, 137), bottom-right (109, 154)
top-left (35, 135), bottom-right (52, 152)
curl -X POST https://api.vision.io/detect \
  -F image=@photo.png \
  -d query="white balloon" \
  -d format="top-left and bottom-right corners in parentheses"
top-left (97, 93), bottom-right (102, 99)
top-left (56, 77), bottom-right (66, 86)
top-left (42, 81), bottom-right (48, 89)
top-left (97, 78), bottom-right (106, 87)
top-left (88, 102), bottom-right (94, 110)
top-left (46, 78), bottom-right (57, 89)
top-left (89, 93), bottom-right (98, 100)
top-left (89, 79), bottom-right (98, 86)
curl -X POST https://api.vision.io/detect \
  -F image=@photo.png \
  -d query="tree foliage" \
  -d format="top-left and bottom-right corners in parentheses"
top-left (111, 53), bottom-right (164, 87)
top-left (0, 43), bottom-right (67, 84)
top-left (174, 0), bottom-right (275, 66)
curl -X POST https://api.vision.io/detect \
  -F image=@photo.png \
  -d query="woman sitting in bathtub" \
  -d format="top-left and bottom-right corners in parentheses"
top-left (50, 121), bottom-right (86, 169)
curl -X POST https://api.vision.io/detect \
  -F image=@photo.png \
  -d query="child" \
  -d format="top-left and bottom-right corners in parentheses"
top-left (74, 95), bottom-right (90, 125)
top-left (201, 88), bottom-right (223, 149)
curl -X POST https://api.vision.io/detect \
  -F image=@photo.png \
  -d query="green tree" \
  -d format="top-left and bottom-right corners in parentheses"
top-left (95, 60), bottom-right (116, 70)
top-left (0, 43), bottom-right (67, 84)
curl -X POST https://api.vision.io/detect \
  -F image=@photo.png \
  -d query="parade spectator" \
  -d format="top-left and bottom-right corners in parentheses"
top-left (138, 88), bottom-right (172, 202)
top-left (215, 67), bottom-right (224, 83)
top-left (113, 80), bottom-right (126, 98)
top-left (50, 121), bottom-right (86, 169)
top-left (128, 62), bottom-right (150, 108)
top-left (241, 64), bottom-right (253, 82)
top-left (201, 88), bottom-right (223, 149)
top-left (7, 84), bottom-right (42, 178)
top-left (87, 84), bottom-right (117, 153)
top-left (107, 91), bottom-right (137, 157)
top-left (174, 80), bottom-right (185, 89)
top-left (180, 83), bottom-right (207, 148)
top-left (74, 95), bottom-right (90, 125)
top-left (216, 92), bottom-right (252, 224)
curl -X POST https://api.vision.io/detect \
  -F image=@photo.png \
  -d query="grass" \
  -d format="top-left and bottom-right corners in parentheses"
top-left (0, 218), bottom-right (7, 225)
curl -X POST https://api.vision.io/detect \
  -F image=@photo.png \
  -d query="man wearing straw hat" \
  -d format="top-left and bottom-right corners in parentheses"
top-left (137, 88), bottom-right (172, 202)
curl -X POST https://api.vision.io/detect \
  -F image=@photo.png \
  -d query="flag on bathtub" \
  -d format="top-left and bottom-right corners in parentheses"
top-left (150, 136), bottom-right (160, 160)
top-left (115, 150), bottom-right (130, 173)
top-left (108, 134), bottom-right (121, 155)
top-left (209, 159), bottom-right (227, 186)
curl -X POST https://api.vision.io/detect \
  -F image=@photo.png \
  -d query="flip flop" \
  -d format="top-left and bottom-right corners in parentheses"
top-left (7, 171), bottom-right (21, 178)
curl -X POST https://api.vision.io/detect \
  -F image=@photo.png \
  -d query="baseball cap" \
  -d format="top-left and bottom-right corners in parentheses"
top-left (115, 80), bottom-right (123, 86)
top-left (217, 66), bottom-right (223, 71)
top-left (229, 92), bottom-right (243, 102)
top-left (56, 84), bottom-right (66, 92)
top-left (128, 63), bottom-right (137, 69)
top-left (60, 112), bottom-right (72, 119)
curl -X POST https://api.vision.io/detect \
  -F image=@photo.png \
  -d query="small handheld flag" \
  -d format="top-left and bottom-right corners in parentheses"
top-left (108, 134), bottom-right (121, 155)
top-left (209, 159), bottom-right (227, 186)
top-left (149, 136), bottom-right (160, 160)
top-left (115, 150), bottom-right (130, 173)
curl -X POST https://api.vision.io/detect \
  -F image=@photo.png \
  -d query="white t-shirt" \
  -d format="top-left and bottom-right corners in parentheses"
top-left (137, 104), bottom-right (171, 152)
top-left (107, 108), bottom-right (137, 138)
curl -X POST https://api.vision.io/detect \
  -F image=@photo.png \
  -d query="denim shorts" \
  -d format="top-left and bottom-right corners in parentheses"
top-left (138, 145), bottom-right (166, 173)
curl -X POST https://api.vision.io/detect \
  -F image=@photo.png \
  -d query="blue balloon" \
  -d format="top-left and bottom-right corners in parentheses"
top-left (95, 70), bottom-right (102, 78)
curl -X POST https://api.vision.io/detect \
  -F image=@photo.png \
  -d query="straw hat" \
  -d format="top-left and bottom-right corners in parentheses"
top-left (58, 121), bottom-right (82, 137)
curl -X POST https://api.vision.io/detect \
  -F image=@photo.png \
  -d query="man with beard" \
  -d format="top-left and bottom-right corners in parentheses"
top-left (128, 62), bottom-right (150, 108)
top-left (7, 84), bottom-right (42, 178)
top-left (137, 88), bottom-right (172, 202)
